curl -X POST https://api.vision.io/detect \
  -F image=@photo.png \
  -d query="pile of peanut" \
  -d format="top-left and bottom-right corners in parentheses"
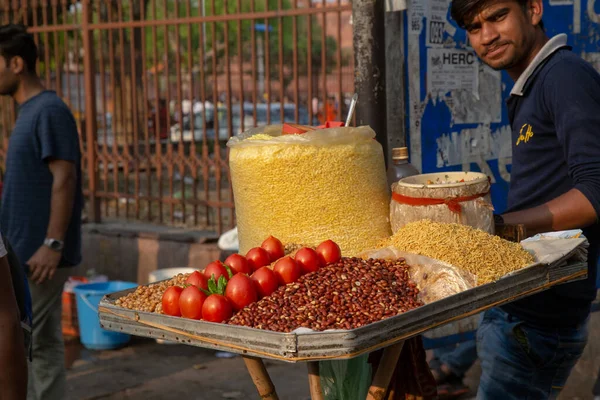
top-left (114, 273), bottom-right (190, 313)
top-left (228, 258), bottom-right (422, 332)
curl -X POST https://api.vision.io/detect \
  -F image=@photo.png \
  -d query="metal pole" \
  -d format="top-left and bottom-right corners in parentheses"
top-left (202, 0), bottom-right (207, 61)
top-left (82, 0), bottom-right (101, 223)
top-left (384, 10), bottom-right (406, 162)
top-left (352, 0), bottom-right (388, 166)
top-left (257, 34), bottom-right (265, 97)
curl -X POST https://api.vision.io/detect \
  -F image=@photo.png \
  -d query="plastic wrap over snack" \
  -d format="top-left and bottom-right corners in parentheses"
top-left (359, 247), bottom-right (477, 304)
top-left (390, 172), bottom-right (494, 235)
top-left (227, 125), bottom-right (391, 256)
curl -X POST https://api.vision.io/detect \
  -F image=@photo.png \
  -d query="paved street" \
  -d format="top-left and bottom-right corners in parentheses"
top-left (66, 338), bottom-right (310, 400)
top-left (65, 309), bottom-right (600, 400)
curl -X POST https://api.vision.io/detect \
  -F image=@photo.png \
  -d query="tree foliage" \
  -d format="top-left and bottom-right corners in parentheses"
top-left (145, 0), bottom-right (343, 91)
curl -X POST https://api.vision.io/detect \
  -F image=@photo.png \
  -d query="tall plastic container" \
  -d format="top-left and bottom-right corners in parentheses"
top-left (386, 147), bottom-right (420, 189)
top-left (73, 281), bottom-right (137, 350)
top-left (228, 125), bottom-right (391, 256)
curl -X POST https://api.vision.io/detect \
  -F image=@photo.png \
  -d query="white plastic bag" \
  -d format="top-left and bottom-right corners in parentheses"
top-left (217, 227), bottom-right (239, 251)
top-left (359, 247), bottom-right (477, 304)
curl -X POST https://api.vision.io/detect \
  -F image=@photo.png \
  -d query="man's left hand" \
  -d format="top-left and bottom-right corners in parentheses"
top-left (27, 246), bottom-right (61, 285)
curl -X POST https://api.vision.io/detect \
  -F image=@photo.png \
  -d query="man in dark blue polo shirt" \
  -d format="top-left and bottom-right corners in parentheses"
top-left (0, 24), bottom-right (83, 400)
top-left (450, 0), bottom-right (600, 398)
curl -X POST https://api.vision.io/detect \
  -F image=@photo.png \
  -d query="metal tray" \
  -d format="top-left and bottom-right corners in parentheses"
top-left (99, 260), bottom-right (587, 363)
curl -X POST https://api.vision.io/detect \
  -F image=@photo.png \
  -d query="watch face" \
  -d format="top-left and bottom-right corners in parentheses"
top-left (46, 239), bottom-right (63, 251)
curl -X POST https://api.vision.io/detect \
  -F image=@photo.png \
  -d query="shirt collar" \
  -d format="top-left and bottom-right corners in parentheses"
top-left (510, 34), bottom-right (569, 96)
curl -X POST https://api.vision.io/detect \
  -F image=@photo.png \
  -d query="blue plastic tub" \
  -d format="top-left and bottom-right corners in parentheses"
top-left (73, 281), bottom-right (138, 350)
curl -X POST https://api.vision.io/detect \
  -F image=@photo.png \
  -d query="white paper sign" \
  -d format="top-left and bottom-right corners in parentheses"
top-left (427, 48), bottom-right (478, 93)
top-left (385, 0), bottom-right (408, 12)
top-left (408, 0), bottom-right (426, 35)
top-left (426, 0), bottom-right (450, 46)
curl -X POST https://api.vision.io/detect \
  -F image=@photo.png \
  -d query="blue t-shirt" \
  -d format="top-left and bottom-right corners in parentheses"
top-left (501, 38), bottom-right (600, 327)
top-left (0, 91), bottom-right (83, 268)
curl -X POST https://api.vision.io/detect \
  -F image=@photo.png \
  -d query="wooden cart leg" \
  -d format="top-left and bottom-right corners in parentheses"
top-left (243, 356), bottom-right (280, 400)
top-left (307, 361), bottom-right (325, 400)
top-left (366, 341), bottom-right (405, 400)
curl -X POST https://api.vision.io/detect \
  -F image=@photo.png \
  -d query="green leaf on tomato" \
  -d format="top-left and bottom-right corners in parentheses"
top-left (224, 264), bottom-right (234, 279)
top-left (217, 275), bottom-right (227, 295)
top-left (208, 276), bottom-right (218, 293)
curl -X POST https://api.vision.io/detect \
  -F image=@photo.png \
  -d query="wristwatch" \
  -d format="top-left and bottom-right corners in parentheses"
top-left (44, 238), bottom-right (64, 252)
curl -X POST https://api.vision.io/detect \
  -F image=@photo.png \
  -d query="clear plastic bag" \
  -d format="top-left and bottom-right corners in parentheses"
top-left (227, 125), bottom-right (391, 256)
top-left (359, 247), bottom-right (477, 304)
top-left (320, 355), bottom-right (372, 400)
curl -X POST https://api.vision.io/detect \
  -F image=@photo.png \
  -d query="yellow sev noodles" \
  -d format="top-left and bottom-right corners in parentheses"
top-left (377, 220), bottom-right (535, 285)
top-left (229, 135), bottom-right (391, 256)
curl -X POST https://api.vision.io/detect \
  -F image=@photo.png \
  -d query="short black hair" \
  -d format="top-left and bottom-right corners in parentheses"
top-left (0, 24), bottom-right (38, 73)
top-left (451, 0), bottom-right (544, 30)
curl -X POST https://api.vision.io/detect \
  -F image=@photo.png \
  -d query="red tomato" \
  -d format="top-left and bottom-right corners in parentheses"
top-left (162, 286), bottom-right (183, 317)
top-left (273, 256), bottom-right (301, 285)
top-left (316, 240), bottom-right (342, 265)
top-left (251, 267), bottom-right (280, 298)
top-left (224, 254), bottom-right (252, 275)
top-left (203, 261), bottom-right (229, 281)
top-left (295, 247), bottom-right (323, 275)
top-left (224, 273), bottom-right (258, 311)
top-left (246, 247), bottom-right (271, 271)
top-left (202, 294), bottom-right (233, 323)
top-left (261, 235), bottom-right (285, 262)
top-left (179, 286), bottom-right (207, 320)
top-left (185, 271), bottom-right (209, 290)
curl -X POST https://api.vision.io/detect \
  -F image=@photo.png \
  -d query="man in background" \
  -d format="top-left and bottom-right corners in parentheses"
top-left (0, 24), bottom-right (83, 400)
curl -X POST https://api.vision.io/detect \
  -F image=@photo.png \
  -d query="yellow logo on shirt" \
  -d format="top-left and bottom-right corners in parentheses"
top-left (516, 124), bottom-right (534, 146)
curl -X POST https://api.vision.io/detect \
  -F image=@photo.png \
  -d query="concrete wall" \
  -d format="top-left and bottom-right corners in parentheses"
top-left (74, 221), bottom-right (222, 284)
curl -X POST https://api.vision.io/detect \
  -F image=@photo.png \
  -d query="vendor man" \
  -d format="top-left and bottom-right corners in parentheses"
top-left (450, 0), bottom-right (600, 398)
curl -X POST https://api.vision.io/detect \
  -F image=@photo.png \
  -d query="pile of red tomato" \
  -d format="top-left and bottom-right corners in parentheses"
top-left (161, 236), bottom-right (342, 323)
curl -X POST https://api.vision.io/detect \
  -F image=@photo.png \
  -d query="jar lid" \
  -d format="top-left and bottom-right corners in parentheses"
top-left (392, 147), bottom-right (409, 160)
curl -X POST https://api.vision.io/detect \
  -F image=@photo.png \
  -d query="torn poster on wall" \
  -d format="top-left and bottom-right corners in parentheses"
top-left (426, 48), bottom-right (479, 95)
top-left (435, 124), bottom-right (513, 183)
top-left (444, 65), bottom-right (502, 124)
top-left (408, 0), bottom-right (427, 35)
top-left (426, 0), bottom-right (450, 46)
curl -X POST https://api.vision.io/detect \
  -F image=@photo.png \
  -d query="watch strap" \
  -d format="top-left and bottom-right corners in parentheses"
top-left (44, 238), bottom-right (64, 251)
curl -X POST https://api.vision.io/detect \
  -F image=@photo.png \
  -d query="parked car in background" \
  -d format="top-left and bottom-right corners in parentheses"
top-left (243, 103), bottom-right (313, 126)
top-left (169, 103), bottom-right (237, 143)
top-left (169, 101), bottom-right (314, 143)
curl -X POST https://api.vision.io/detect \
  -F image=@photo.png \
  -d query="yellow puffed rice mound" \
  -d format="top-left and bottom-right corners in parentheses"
top-left (228, 126), bottom-right (392, 256)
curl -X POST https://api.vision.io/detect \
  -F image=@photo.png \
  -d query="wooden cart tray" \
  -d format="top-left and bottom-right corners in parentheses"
top-left (99, 259), bottom-right (586, 363)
